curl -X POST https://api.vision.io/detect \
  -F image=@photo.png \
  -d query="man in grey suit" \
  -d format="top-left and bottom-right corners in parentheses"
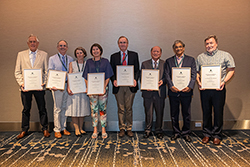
top-left (164, 40), bottom-right (196, 142)
top-left (14, 34), bottom-right (50, 139)
top-left (141, 46), bottom-right (166, 139)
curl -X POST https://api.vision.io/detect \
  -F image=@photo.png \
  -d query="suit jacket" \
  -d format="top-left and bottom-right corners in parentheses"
top-left (14, 49), bottom-right (48, 89)
top-left (141, 59), bottom-right (166, 98)
top-left (110, 50), bottom-right (140, 94)
top-left (164, 54), bottom-right (196, 97)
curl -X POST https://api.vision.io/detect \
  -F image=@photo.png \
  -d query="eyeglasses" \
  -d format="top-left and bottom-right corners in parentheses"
top-left (174, 46), bottom-right (183, 49)
top-left (119, 42), bottom-right (127, 44)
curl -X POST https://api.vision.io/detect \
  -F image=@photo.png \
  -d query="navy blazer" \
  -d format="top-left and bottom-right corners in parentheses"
top-left (110, 50), bottom-right (140, 94)
top-left (164, 54), bottom-right (196, 97)
top-left (141, 59), bottom-right (166, 98)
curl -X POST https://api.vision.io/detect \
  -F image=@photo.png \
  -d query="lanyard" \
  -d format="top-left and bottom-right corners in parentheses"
top-left (121, 54), bottom-right (128, 64)
top-left (94, 58), bottom-right (101, 73)
top-left (57, 54), bottom-right (68, 71)
top-left (76, 61), bottom-right (84, 72)
top-left (174, 55), bottom-right (184, 67)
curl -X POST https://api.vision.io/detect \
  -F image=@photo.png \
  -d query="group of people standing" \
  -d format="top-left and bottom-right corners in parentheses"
top-left (14, 34), bottom-right (235, 145)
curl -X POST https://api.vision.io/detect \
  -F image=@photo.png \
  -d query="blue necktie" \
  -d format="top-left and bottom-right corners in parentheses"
top-left (62, 56), bottom-right (67, 71)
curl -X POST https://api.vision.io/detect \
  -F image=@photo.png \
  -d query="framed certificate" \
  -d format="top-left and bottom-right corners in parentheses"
top-left (87, 73), bottom-right (105, 95)
top-left (172, 67), bottom-right (191, 90)
top-left (46, 70), bottom-right (67, 90)
top-left (23, 69), bottom-right (42, 91)
top-left (201, 65), bottom-right (221, 89)
top-left (141, 69), bottom-right (159, 90)
top-left (117, 65), bottom-right (134, 86)
top-left (68, 72), bottom-right (86, 94)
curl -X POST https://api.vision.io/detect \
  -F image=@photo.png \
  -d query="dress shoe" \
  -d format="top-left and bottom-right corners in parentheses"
top-left (202, 136), bottom-right (210, 144)
top-left (184, 135), bottom-right (192, 142)
top-left (55, 132), bottom-right (62, 138)
top-left (157, 133), bottom-right (164, 139)
top-left (43, 130), bottom-right (50, 138)
top-left (143, 132), bottom-right (150, 138)
top-left (16, 131), bottom-right (27, 140)
top-left (119, 129), bottom-right (125, 138)
top-left (213, 138), bottom-right (221, 145)
top-left (63, 129), bottom-right (71, 136)
top-left (127, 130), bottom-right (134, 137)
top-left (170, 134), bottom-right (180, 141)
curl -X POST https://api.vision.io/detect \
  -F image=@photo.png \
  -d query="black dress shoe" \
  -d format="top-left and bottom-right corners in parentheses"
top-left (184, 135), bottom-right (192, 142)
top-left (143, 132), bottom-right (150, 138)
top-left (157, 133), bottom-right (164, 139)
top-left (170, 134), bottom-right (180, 141)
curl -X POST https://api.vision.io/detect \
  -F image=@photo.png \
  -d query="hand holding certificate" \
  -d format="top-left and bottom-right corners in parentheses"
top-left (68, 72), bottom-right (86, 94)
top-left (116, 65), bottom-right (134, 86)
top-left (46, 70), bottom-right (67, 90)
top-left (23, 69), bottom-right (43, 91)
top-left (172, 67), bottom-right (191, 90)
top-left (87, 73), bottom-right (105, 95)
top-left (141, 69), bottom-right (159, 90)
top-left (201, 65), bottom-right (221, 89)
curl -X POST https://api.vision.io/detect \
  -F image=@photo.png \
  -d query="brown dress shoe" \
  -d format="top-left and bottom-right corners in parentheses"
top-left (127, 130), bottom-right (134, 137)
top-left (119, 129), bottom-right (125, 138)
top-left (16, 131), bottom-right (27, 140)
top-left (43, 130), bottom-right (50, 138)
top-left (55, 132), bottom-right (62, 138)
top-left (202, 136), bottom-right (210, 144)
top-left (213, 138), bottom-right (221, 145)
top-left (63, 129), bottom-right (71, 136)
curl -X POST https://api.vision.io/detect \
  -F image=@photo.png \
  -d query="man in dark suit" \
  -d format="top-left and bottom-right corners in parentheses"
top-left (141, 46), bottom-right (166, 139)
top-left (110, 36), bottom-right (140, 137)
top-left (164, 40), bottom-right (196, 142)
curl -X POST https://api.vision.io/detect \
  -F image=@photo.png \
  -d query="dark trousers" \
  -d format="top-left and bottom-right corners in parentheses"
top-left (21, 90), bottom-right (48, 132)
top-left (143, 92), bottom-right (165, 134)
top-left (200, 88), bottom-right (226, 140)
top-left (169, 95), bottom-right (192, 136)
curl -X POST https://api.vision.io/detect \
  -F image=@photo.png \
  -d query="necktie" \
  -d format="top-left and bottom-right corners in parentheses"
top-left (122, 52), bottom-right (126, 65)
top-left (62, 56), bottom-right (67, 71)
top-left (154, 61), bottom-right (157, 69)
top-left (31, 52), bottom-right (36, 67)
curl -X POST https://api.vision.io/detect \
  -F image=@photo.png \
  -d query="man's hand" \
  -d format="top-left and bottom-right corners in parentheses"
top-left (170, 86), bottom-right (180, 93)
top-left (181, 87), bottom-right (191, 92)
top-left (216, 81), bottom-right (225, 91)
top-left (21, 84), bottom-right (28, 92)
top-left (158, 80), bottom-right (163, 87)
top-left (113, 80), bottom-right (118, 87)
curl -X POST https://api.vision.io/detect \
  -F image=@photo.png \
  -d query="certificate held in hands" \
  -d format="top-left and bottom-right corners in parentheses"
top-left (68, 72), bottom-right (86, 94)
top-left (23, 69), bottom-right (42, 91)
top-left (201, 65), bottom-right (221, 89)
top-left (46, 70), bottom-right (67, 90)
top-left (141, 69), bottom-right (159, 90)
top-left (172, 67), bottom-right (191, 90)
top-left (116, 65), bottom-right (134, 86)
top-left (87, 73), bottom-right (105, 95)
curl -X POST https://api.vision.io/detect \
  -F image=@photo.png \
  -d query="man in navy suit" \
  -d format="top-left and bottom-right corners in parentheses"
top-left (110, 36), bottom-right (140, 137)
top-left (164, 40), bottom-right (196, 142)
top-left (141, 46), bottom-right (166, 139)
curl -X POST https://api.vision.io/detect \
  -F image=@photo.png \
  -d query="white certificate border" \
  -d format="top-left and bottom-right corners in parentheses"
top-left (67, 72), bottom-right (86, 94)
top-left (172, 67), bottom-right (191, 90)
top-left (46, 70), bottom-right (66, 90)
top-left (201, 65), bottom-right (221, 89)
top-left (141, 69), bottom-right (159, 91)
top-left (23, 68), bottom-right (43, 91)
top-left (87, 73), bottom-right (105, 95)
top-left (116, 65), bottom-right (134, 86)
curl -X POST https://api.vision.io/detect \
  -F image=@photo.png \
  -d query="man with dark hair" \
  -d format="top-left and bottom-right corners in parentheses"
top-left (110, 36), bottom-right (140, 137)
top-left (164, 40), bottom-right (196, 142)
top-left (196, 35), bottom-right (235, 145)
top-left (48, 40), bottom-right (74, 138)
top-left (15, 34), bottom-right (50, 139)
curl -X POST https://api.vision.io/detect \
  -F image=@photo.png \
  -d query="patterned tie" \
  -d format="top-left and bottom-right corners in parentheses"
top-left (122, 52), bottom-right (126, 65)
top-left (31, 52), bottom-right (36, 67)
top-left (62, 56), bottom-right (67, 71)
top-left (154, 61), bottom-right (157, 69)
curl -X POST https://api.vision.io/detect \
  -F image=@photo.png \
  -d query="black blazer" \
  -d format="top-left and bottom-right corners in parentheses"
top-left (110, 50), bottom-right (140, 94)
top-left (141, 59), bottom-right (166, 98)
top-left (164, 54), bottom-right (196, 97)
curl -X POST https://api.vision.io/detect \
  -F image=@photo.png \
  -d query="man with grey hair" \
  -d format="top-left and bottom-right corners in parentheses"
top-left (15, 34), bottom-right (50, 139)
top-left (48, 40), bottom-right (74, 138)
top-left (164, 40), bottom-right (196, 142)
top-left (196, 35), bottom-right (235, 145)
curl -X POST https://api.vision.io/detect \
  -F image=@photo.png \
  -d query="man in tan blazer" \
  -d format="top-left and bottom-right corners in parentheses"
top-left (14, 34), bottom-right (50, 139)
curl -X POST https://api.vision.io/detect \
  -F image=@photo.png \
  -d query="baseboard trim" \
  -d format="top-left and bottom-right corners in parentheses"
top-left (1, 120), bottom-right (249, 131)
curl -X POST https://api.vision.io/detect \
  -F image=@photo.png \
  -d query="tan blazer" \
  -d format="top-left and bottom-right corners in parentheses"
top-left (14, 49), bottom-right (48, 89)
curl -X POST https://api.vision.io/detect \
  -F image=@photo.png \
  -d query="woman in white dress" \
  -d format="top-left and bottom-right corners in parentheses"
top-left (66, 47), bottom-right (90, 137)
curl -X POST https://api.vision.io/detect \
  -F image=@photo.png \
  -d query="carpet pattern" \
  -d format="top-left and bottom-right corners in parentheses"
top-left (0, 130), bottom-right (250, 167)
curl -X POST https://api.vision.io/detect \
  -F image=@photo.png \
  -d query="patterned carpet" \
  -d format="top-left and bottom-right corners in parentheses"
top-left (0, 130), bottom-right (250, 167)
